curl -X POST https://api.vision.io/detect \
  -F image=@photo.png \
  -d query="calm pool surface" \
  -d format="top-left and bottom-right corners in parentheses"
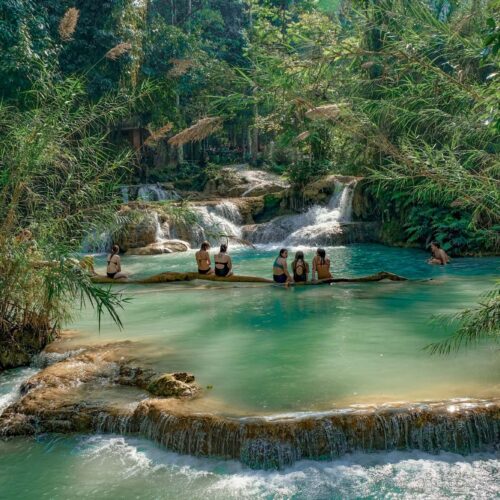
top-left (67, 244), bottom-right (500, 413)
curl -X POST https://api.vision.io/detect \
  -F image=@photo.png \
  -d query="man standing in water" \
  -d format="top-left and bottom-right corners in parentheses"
top-left (428, 242), bottom-right (451, 265)
top-left (195, 241), bottom-right (214, 274)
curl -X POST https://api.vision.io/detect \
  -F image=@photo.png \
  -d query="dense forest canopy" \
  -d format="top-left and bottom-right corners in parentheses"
top-left (0, 0), bottom-right (498, 354)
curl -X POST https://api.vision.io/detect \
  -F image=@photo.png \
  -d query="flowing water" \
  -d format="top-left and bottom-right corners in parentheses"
top-left (69, 246), bottom-right (500, 413)
top-left (1, 434), bottom-right (498, 499)
top-left (2, 209), bottom-right (499, 494)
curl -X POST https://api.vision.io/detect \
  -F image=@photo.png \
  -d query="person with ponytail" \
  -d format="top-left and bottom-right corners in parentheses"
top-left (106, 245), bottom-right (127, 279)
top-left (214, 243), bottom-right (233, 277)
top-left (312, 248), bottom-right (332, 281)
top-left (292, 251), bottom-right (309, 282)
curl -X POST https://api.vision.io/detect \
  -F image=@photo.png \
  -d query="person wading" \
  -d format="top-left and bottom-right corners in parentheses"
top-left (214, 243), bottom-right (233, 277)
top-left (428, 241), bottom-right (451, 265)
top-left (292, 251), bottom-right (309, 283)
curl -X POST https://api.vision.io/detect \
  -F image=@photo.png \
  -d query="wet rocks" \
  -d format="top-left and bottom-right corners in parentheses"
top-left (147, 372), bottom-right (197, 398)
top-left (125, 240), bottom-right (190, 255)
top-left (203, 166), bottom-right (289, 198)
top-left (116, 210), bottom-right (166, 251)
top-left (0, 343), bottom-right (200, 437)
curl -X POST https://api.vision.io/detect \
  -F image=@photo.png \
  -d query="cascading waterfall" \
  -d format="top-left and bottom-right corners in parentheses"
top-left (120, 186), bottom-right (129, 203)
top-left (81, 230), bottom-right (112, 254)
top-left (244, 180), bottom-right (359, 246)
top-left (186, 201), bottom-right (244, 247)
top-left (94, 399), bottom-right (500, 470)
top-left (137, 185), bottom-right (180, 202)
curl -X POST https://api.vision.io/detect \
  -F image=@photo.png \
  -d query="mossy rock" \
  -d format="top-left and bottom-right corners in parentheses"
top-left (146, 372), bottom-right (198, 398)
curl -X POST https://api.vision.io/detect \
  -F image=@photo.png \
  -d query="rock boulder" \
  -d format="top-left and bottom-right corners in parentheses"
top-left (125, 240), bottom-right (190, 255)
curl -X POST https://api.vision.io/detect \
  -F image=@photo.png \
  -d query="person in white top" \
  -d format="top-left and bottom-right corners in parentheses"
top-left (106, 245), bottom-right (127, 279)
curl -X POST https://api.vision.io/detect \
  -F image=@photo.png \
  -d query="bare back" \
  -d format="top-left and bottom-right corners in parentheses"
top-left (195, 250), bottom-right (211, 271)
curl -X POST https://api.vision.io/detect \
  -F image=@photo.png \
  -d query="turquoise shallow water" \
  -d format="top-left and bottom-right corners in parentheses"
top-left (0, 434), bottom-right (498, 499)
top-left (0, 244), bottom-right (499, 498)
top-left (70, 244), bottom-right (500, 413)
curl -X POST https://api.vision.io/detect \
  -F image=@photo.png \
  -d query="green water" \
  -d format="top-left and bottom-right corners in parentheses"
top-left (1, 244), bottom-right (499, 498)
top-left (0, 435), bottom-right (498, 499)
top-left (69, 244), bottom-right (500, 413)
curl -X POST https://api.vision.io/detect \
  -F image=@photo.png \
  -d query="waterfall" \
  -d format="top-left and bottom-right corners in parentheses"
top-left (245, 180), bottom-right (358, 246)
top-left (153, 212), bottom-right (166, 242)
top-left (120, 186), bottom-right (129, 204)
top-left (183, 201), bottom-right (244, 247)
top-left (94, 399), bottom-right (500, 470)
top-left (137, 185), bottom-right (180, 202)
top-left (81, 230), bottom-right (112, 254)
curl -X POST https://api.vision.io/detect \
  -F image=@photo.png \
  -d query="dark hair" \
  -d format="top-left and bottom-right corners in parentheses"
top-left (111, 244), bottom-right (120, 255)
top-left (293, 251), bottom-right (305, 271)
top-left (317, 248), bottom-right (326, 264)
top-left (431, 241), bottom-right (440, 248)
top-left (220, 244), bottom-right (227, 253)
top-left (201, 241), bottom-right (210, 251)
top-left (279, 248), bottom-right (288, 258)
top-left (294, 250), bottom-right (304, 262)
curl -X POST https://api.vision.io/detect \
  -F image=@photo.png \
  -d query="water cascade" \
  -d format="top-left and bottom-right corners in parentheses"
top-left (81, 230), bottom-right (112, 254)
top-left (177, 201), bottom-right (244, 247)
top-left (244, 180), bottom-right (362, 246)
top-left (120, 186), bottom-right (129, 204)
top-left (96, 399), bottom-right (500, 470)
top-left (137, 185), bottom-right (180, 202)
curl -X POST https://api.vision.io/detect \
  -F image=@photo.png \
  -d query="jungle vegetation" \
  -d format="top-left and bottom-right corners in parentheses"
top-left (0, 0), bottom-right (498, 355)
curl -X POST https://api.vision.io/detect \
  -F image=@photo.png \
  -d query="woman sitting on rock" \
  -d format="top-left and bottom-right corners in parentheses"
top-left (312, 248), bottom-right (332, 281)
top-left (292, 251), bottom-right (309, 283)
top-left (106, 245), bottom-right (128, 279)
top-left (214, 244), bottom-right (233, 277)
top-left (273, 248), bottom-right (293, 286)
top-left (195, 241), bottom-right (213, 275)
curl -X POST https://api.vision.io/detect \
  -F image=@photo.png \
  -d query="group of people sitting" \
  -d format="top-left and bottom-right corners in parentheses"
top-left (194, 241), bottom-right (333, 285)
top-left (105, 240), bottom-right (450, 282)
top-left (273, 248), bottom-right (333, 285)
top-left (195, 241), bottom-right (233, 277)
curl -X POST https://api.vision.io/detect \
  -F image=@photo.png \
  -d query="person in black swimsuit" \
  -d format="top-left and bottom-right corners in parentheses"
top-left (214, 244), bottom-right (233, 277)
top-left (292, 251), bottom-right (309, 282)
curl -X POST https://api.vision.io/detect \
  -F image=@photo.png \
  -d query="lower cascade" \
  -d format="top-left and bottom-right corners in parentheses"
top-left (96, 399), bottom-right (500, 470)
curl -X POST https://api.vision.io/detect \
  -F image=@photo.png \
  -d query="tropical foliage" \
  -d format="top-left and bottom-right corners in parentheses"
top-left (0, 75), bottom-right (148, 360)
top-left (0, 0), bottom-right (498, 354)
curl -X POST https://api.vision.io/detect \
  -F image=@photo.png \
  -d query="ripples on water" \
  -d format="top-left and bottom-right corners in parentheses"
top-left (0, 435), bottom-right (498, 499)
top-left (1, 245), bottom-right (498, 498)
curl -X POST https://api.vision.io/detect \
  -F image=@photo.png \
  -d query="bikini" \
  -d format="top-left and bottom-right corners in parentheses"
top-left (273, 258), bottom-right (287, 283)
top-left (107, 254), bottom-right (119, 279)
top-left (215, 259), bottom-right (230, 277)
top-left (198, 268), bottom-right (211, 275)
top-left (293, 260), bottom-right (307, 282)
top-left (315, 259), bottom-right (331, 280)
